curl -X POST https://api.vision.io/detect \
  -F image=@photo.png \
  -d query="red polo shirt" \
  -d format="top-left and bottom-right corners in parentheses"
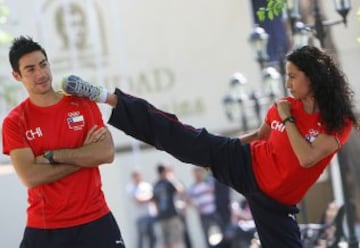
top-left (2, 95), bottom-right (110, 228)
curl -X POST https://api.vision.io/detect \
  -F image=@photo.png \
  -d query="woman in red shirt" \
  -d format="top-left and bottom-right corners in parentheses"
top-left (62, 46), bottom-right (357, 248)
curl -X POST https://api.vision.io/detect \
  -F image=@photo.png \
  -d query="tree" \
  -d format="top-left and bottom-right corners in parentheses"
top-left (256, 0), bottom-right (285, 21)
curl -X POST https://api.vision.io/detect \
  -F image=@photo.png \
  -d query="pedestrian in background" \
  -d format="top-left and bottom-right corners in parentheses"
top-left (127, 170), bottom-right (157, 248)
top-left (153, 163), bottom-right (185, 248)
top-left (188, 167), bottom-right (223, 247)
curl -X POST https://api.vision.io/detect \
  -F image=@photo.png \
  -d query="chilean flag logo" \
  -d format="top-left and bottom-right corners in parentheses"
top-left (67, 114), bottom-right (85, 130)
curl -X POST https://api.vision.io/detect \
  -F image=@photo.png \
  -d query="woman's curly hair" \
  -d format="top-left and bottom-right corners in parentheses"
top-left (286, 45), bottom-right (357, 134)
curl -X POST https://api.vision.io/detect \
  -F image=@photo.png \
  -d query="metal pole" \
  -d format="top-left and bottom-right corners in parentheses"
top-left (330, 155), bottom-right (345, 205)
top-left (250, 91), bottom-right (262, 126)
top-left (313, 0), bottom-right (326, 48)
top-left (278, 51), bottom-right (287, 97)
top-left (238, 99), bottom-right (249, 132)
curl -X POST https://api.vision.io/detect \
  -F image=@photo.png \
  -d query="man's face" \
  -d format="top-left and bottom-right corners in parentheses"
top-left (12, 51), bottom-right (52, 96)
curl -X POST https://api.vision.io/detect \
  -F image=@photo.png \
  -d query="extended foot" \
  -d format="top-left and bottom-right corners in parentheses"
top-left (61, 75), bottom-right (105, 102)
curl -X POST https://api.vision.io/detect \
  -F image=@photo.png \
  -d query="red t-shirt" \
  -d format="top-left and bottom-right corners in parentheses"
top-left (250, 97), bottom-right (352, 205)
top-left (2, 95), bottom-right (110, 228)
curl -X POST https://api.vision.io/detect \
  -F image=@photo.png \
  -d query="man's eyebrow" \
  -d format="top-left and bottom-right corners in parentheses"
top-left (23, 64), bottom-right (34, 70)
top-left (23, 59), bottom-right (47, 70)
top-left (39, 58), bottom-right (48, 64)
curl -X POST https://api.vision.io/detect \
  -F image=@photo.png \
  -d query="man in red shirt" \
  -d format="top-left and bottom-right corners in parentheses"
top-left (2, 36), bottom-right (125, 248)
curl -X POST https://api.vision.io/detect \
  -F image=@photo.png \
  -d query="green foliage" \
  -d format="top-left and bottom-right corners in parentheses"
top-left (0, 29), bottom-right (12, 44)
top-left (0, 1), bottom-right (11, 44)
top-left (257, 0), bottom-right (286, 21)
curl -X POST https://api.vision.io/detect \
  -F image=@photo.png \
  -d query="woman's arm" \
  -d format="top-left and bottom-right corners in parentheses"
top-left (283, 122), bottom-right (339, 168)
top-left (276, 99), bottom-right (339, 168)
top-left (239, 123), bottom-right (271, 143)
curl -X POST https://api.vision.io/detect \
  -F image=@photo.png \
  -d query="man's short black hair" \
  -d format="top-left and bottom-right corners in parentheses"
top-left (9, 35), bottom-right (47, 73)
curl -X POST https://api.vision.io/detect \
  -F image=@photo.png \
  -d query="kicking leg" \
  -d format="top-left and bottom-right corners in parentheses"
top-left (61, 75), bottom-right (118, 106)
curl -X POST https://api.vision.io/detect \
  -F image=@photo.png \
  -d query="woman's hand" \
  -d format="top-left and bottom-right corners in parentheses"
top-left (275, 99), bottom-right (291, 120)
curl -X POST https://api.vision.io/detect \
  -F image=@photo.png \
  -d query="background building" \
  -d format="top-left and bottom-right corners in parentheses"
top-left (1, 0), bottom-right (360, 247)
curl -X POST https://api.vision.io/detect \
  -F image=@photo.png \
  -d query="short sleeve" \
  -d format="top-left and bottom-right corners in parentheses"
top-left (265, 103), bottom-right (278, 126)
top-left (2, 115), bottom-right (28, 155)
top-left (81, 99), bottom-right (105, 128)
top-left (335, 120), bottom-right (353, 147)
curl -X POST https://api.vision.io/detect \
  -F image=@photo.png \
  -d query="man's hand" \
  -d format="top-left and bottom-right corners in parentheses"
top-left (51, 124), bottom-right (114, 167)
top-left (83, 125), bottom-right (107, 145)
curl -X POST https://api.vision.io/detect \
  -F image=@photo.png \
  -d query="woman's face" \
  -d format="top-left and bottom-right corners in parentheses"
top-left (285, 61), bottom-right (312, 100)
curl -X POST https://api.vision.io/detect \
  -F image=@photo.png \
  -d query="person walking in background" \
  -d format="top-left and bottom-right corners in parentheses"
top-left (188, 167), bottom-right (223, 248)
top-left (229, 199), bottom-right (256, 248)
top-left (314, 201), bottom-right (340, 248)
top-left (153, 163), bottom-right (185, 248)
top-left (169, 167), bottom-right (194, 248)
top-left (127, 170), bottom-right (157, 248)
top-left (2, 36), bottom-right (125, 248)
top-left (213, 176), bottom-right (232, 247)
top-left (62, 45), bottom-right (358, 248)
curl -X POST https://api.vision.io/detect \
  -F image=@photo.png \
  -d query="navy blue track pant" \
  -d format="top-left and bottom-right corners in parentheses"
top-left (109, 88), bottom-right (302, 248)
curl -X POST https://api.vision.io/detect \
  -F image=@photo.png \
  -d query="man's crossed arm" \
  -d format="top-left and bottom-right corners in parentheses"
top-left (10, 125), bottom-right (114, 188)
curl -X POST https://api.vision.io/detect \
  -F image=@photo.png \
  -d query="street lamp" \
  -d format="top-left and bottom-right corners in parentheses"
top-left (292, 21), bottom-right (312, 48)
top-left (223, 73), bottom-right (249, 132)
top-left (248, 25), bottom-right (269, 69)
top-left (222, 67), bottom-right (283, 133)
top-left (223, 25), bottom-right (285, 133)
top-left (262, 67), bottom-right (282, 101)
top-left (286, 0), bottom-right (351, 48)
top-left (334, 0), bottom-right (351, 25)
top-left (248, 25), bottom-right (288, 97)
top-left (285, 0), bottom-right (301, 34)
